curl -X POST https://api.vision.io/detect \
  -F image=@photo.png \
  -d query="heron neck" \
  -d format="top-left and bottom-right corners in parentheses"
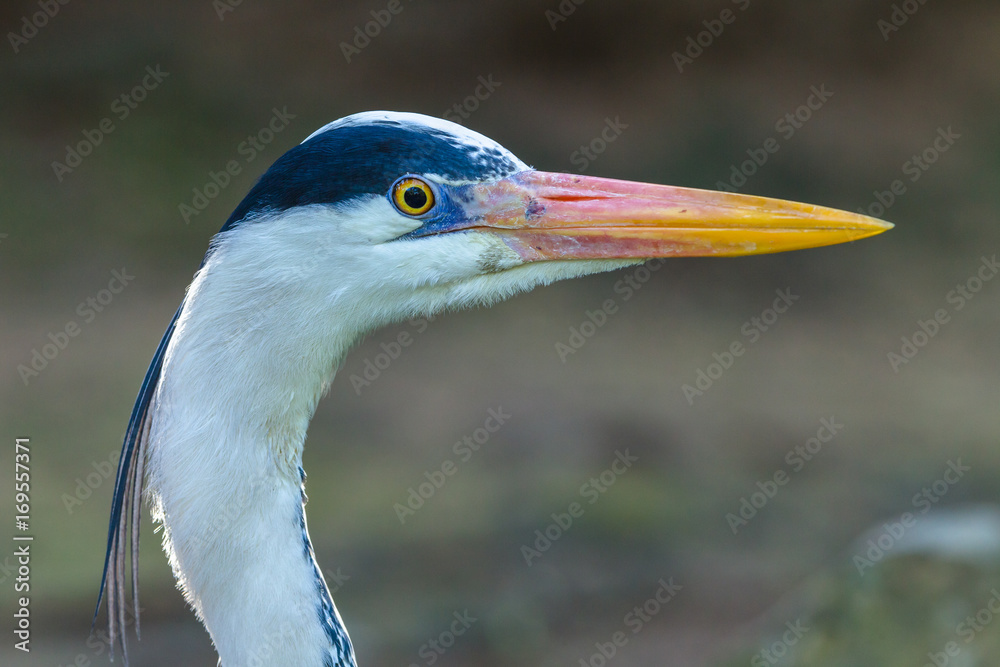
top-left (144, 261), bottom-right (360, 666)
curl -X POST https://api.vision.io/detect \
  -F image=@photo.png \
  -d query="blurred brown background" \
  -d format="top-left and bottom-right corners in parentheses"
top-left (2, 1), bottom-right (999, 665)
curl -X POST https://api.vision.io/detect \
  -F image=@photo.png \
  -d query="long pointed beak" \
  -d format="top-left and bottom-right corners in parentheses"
top-left (448, 171), bottom-right (892, 261)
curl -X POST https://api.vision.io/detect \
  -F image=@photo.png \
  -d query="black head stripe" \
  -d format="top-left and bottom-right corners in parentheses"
top-left (222, 119), bottom-right (522, 231)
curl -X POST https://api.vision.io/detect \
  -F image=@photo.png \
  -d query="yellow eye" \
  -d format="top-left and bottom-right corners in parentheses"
top-left (391, 177), bottom-right (435, 216)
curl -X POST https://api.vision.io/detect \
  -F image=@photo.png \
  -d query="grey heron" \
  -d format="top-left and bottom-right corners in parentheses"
top-left (96, 111), bottom-right (891, 666)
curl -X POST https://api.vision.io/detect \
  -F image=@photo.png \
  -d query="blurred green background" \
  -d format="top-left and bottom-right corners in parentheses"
top-left (2, 1), bottom-right (1000, 665)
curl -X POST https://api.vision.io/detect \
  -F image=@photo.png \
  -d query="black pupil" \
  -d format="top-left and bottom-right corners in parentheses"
top-left (403, 186), bottom-right (428, 210)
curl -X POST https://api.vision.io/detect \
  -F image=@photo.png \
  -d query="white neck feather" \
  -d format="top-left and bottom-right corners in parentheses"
top-left (143, 204), bottom-right (635, 665)
top-left (145, 210), bottom-right (369, 667)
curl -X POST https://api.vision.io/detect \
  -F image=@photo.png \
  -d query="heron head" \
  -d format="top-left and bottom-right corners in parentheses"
top-left (209, 111), bottom-right (891, 330)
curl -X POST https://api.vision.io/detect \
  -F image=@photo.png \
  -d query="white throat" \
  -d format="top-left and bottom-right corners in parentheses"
top-left (145, 217), bottom-right (363, 667)
top-left (142, 204), bottom-right (634, 666)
